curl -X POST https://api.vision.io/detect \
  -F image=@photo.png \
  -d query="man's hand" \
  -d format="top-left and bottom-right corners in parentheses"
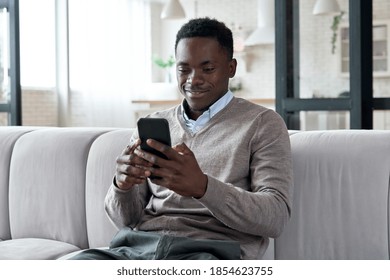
top-left (135, 139), bottom-right (208, 198)
top-left (115, 139), bottom-right (153, 190)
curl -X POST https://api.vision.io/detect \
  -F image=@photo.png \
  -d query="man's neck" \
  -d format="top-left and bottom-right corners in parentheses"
top-left (183, 91), bottom-right (233, 121)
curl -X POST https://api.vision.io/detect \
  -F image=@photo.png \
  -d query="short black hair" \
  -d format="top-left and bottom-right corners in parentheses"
top-left (174, 17), bottom-right (234, 59)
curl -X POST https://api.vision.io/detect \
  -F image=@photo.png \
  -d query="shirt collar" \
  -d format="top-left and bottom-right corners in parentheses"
top-left (182, 90), bottom-right (233, 133)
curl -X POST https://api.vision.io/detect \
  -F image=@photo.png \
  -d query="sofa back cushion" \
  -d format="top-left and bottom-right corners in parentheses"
top-left (0, 127), bottom-right (35, 241)
top-left (276, 130), bottom-right (390, 259)
top-left (8, 128), bottom-right (110, 249)
top-left (85, 129), bottom-right (134, 248)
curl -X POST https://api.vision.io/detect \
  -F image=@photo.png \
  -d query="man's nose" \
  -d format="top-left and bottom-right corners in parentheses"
top-left (187, 70), bottom-right (203, 84)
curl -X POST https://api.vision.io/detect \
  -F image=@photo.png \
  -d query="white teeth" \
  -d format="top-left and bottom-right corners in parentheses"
top-left (185, 90), bottom-right (205, 96)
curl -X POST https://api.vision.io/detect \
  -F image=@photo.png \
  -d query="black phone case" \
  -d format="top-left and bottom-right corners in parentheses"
top-left (137, 118), bottom-right (172, 160)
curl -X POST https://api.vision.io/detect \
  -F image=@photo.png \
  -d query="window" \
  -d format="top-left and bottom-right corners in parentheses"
top-left (19, 0), bottom-right (55, 88)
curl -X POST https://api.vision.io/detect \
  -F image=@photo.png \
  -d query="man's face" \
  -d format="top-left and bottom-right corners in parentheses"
top-left (175, 37), bottom-right (237, 119)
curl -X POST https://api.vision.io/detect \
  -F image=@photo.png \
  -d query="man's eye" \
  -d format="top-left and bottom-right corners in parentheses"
top-left (177, 68), bottom-right (190, 74)
top-left (204, 67), bottom-right (215, 72)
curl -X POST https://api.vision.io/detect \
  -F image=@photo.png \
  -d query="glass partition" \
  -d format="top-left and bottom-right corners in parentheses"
top-left (300, 111), bottom-right (350, 130)
top-left (299, 0), bottom-right (350, 100)
top-left (374, 110), bottom-right (390, 130)
top-left (373, 1), bottom-right (390, 99)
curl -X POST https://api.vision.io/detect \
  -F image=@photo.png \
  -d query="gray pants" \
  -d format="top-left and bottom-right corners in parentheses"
top-left (70, 227), bottom-right (241, 260)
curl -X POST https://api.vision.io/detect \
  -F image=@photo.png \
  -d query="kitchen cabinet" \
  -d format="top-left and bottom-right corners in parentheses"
top-left (340, 20), bottom-right (390, 77)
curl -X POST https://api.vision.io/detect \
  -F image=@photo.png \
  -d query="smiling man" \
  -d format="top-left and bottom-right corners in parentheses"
top-left (71, 17), bottom-right (292, 260)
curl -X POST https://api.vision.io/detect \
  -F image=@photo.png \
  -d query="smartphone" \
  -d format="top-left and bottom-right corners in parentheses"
top-left (137, 117), bottom-right (172, 160)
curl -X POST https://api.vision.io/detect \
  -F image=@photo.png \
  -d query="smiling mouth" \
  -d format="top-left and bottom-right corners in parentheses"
top-left (184, 88), bottom-right (208, 96)
top-left (188, 91), bottom-right (205, 95)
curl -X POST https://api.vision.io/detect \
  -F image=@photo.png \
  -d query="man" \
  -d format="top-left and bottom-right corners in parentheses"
top-left (72, 17), bottom-right (292, 260)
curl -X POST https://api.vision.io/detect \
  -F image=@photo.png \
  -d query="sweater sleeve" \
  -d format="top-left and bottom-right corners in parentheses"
top-left (104, 179), bottom-right (151, 229)
top-left (197, 111), bottom-right (293, 238)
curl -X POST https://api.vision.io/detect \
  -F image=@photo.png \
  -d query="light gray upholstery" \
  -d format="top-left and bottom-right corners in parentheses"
top-left (0, 127), bottom-right (117, 259)
top-left (276, 130), bottom-right (390, 259)
top-left (85, 129), bottom-right (133, 248)
top-left (0, 127), bottom-right (36, 241)
top-left (0, 127), bottom-right (389, 259)
top-left (0, 238), bottom-right (80, 260)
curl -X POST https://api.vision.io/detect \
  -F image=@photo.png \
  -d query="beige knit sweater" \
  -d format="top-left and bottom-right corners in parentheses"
top-left (105, 97), bottom-right (293, 259)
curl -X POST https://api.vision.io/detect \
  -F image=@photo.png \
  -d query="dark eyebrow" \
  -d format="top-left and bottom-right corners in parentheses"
top-left (200, 60), bottom-right (213, 66)
top-left (176, 60), bottom-right (214, 67)
top-left (176, 61), bottom-right (189, 66)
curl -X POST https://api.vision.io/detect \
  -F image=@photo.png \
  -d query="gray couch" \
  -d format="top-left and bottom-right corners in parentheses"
top-left (0, 126), bottom-right (389, 259)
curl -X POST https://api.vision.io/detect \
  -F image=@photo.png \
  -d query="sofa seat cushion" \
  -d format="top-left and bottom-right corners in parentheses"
top-left (57, 247), bottom-right (110, 260)
top-left (0, 238), bottom-right (81, 260)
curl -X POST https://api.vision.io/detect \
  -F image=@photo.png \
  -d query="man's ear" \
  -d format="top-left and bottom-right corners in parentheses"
top-left (229, 58), bottom-right (237, 78)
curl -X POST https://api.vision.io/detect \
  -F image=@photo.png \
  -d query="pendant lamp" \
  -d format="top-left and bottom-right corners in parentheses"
top-left (161, 0), bottom-right (186, 20)
top-left (313, 0), bottom-right (340, 15)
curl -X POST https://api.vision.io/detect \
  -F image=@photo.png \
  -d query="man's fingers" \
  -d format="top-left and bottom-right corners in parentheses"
top-left (117, 151), bottom-right (153, 167)
top-left (172, 142), bottom-right (192, 155)
top-left (114, 138), bottom-right (154, 190)
top-left (116, 173), bottom-right (146, 190)
top-left (137, 140), bottom-right (194, 169)
top-left (117, 163), bottom-right (146, 176)
top-left (123, 138), bottom-right (141, 155)
top-left (146, 139), bottom-right (171, 155)
top-left (134, 139), bottom-right (171, 165)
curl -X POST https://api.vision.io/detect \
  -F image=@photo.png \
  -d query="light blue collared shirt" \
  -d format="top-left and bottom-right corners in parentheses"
top-left (182, 90), bottom-right (234, 134)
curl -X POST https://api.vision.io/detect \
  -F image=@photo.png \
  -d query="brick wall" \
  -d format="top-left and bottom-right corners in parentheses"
top-left (22, 88), bottom-right (58, 126)
top-left (0, 88), bottom-right (58, 126)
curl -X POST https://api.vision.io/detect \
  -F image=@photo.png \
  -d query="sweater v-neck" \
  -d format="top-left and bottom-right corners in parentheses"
top-left (176, 97), bottom-right (238, 136)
